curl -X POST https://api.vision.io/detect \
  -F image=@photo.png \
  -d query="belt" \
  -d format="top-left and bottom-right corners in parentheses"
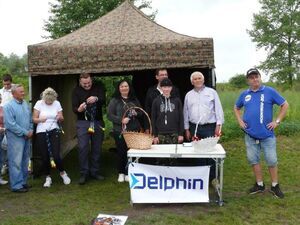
top-left (189, 122), bottom-right (216, 127)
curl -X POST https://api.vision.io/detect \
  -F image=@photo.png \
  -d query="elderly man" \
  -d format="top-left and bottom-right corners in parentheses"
top-left (234, 68), bottom-right (288, 198)
top-left (183, 71), bottom-right (224, 181)
top-left (72, 73), bottom-right (106, 185)
top-left (4, 84), bottom-right (33, 193)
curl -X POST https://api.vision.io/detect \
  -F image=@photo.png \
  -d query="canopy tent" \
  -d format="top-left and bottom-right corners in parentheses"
top-left (28, 0), bottom-right (214, 75)
top-left (27, 1), bottom-right (216, 174)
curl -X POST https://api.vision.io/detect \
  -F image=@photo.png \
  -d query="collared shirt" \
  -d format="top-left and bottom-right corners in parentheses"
top-left (235, 85), bottom-right (285, 139)
top-left (183, 86), bottom-right (224, 129)
top-left (3, 98), bottom-right (33, 137)
top-left (0, 87), bottom-right (13, 106)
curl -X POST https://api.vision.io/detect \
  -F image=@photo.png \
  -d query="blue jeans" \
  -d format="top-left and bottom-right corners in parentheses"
top-left (245, 134), bottom-right (277, 166)
top-left (7, 131), bottom-right (30, 190)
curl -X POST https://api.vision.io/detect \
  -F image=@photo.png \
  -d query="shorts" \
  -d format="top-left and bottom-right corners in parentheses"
top-left (245, 134), bottom-right (277, 167)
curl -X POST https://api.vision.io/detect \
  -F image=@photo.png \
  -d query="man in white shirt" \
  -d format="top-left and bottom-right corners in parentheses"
top-left (0, 74), bottom-right (13, 107)
top-left (184, 71), bottom-right (224, 182)
top-left (0, 74), bottom-right (13, 176)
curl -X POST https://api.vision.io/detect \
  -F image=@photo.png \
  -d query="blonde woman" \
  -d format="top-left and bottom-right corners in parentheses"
top-left (33, 87), bottom-right (71, 187)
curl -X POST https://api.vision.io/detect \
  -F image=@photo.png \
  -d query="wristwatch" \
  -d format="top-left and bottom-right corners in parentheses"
top-left (275, 119), bottom-right (280, 125)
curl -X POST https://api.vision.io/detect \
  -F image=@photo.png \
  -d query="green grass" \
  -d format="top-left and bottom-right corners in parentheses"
top-left (0, 135), bottom-right (300, 225)
top-left (1, 87), bottom-right (299, 224)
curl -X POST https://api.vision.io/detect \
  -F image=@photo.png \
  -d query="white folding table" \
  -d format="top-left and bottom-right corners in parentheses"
top-left (127, 144), bottom-right (226, 206)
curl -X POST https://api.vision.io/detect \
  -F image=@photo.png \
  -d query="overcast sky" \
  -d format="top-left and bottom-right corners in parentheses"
top-left (0, 0), bottom-right (266, 82)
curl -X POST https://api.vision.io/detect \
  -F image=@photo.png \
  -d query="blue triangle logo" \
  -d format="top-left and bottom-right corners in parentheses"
top-left (130, 173), bottom-right (139, 188)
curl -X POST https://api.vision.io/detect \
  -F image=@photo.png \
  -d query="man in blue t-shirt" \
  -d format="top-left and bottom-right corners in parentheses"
top-left (234, 68), bottom-right (288, 199)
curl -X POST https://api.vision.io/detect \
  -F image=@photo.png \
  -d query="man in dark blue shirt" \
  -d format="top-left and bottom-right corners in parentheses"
top-left (234, 68), bottom-right (288, 198)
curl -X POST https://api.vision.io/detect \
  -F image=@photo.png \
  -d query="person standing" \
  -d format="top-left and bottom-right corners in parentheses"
top-left (184, 71), bottom-right (224, 182)
top-left (0, 94), bottom-right (8, 185)
top-left (145, 69), bottom-right (180, 117)
top-left (0, 74), bottom-right (13, 176)
top-left (151, 78), bottom-right (184, 145)
top-left (234, 68), bottom-right (288, 198)
top-left (33, 87), bottom-right (71, 188)
top-left (0, 74), bottom-right (13, 107)
top-left (107, 80), bottom-right (144, 183)
top-left (72, 73), bottom-right (105, 185)
top-left (4, 84), bottom-right (33, 192)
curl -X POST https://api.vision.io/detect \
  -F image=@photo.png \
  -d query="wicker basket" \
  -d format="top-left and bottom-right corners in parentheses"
top-left (122, 107), bottom-right (153, 150)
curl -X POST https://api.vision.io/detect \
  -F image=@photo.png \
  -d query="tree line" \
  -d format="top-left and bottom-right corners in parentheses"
top-left (1, 0), bottom-right (299, 88)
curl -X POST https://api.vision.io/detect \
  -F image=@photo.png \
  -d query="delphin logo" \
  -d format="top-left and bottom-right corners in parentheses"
top-left (130, 173), bottom-right (204, 191)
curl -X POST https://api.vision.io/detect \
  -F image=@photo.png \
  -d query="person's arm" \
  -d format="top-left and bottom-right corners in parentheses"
top-left (151, 99), bottom-right (159, 144)
top-left (267, 101), bottom-right (289, 130)
top-left (214, 91), bottom-right (224, 125)
top-left (107, 99), bottom-right (122, 125)
top-left (56, 111), bottom-right (64, 122)
top-left (183, 94), bottom-right (191, 141)
top-left (32, 109), bottom-right (47, 124)
top-left (144, 88), bottom-right (152, 115)
top-left (55, 101), bottom-right (64, 122)
top-left (234, 106), bottom-right (247, 129)
top-left (72, 88), bottom-right (83, 114)
top-left (177, 99), bottom-right (184, 143)
top-left (214, 91), bottom-right (224, 136)
top-left (4, 105), bottom-right (29, 137)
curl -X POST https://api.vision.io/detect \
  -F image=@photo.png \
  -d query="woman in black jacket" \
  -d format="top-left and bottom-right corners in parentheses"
top-left (107, 80), bottom-right (143, 182)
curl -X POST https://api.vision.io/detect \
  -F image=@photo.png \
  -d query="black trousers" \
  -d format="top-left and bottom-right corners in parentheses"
top-left (189, 122), bottom-right (216, 181)
top-left (36, 129), bottom-right (64, 175)
top-left (113, 131), bottom-right (128, 175)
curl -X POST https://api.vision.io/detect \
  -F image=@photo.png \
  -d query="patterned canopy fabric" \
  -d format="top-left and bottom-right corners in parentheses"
top-left (28, 0), bottom-right (214, 75)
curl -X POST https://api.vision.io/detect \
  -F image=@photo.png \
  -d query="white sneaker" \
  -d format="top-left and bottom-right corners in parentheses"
top-left (43, 176), bottom-right (52, 188)
top-left (1, 164), bottom-right (8, 175)
top-left (118, 173), bottom-right (125, 182)
top-left (60, 171), bottom-right (71, 185)
top-left (0, 177), bottom-right (8, 185)
top-left (125, 175), bottom-right (129, 182)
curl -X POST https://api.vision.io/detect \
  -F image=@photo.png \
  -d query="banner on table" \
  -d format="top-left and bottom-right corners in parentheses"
top-left (128, 163), bottom-right (210, 203)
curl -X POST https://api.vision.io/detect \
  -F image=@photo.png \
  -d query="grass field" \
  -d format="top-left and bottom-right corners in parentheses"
top-left (0, 87), bottom-right (299, 225)
top-left (0, 135), bottom-right (299, 225)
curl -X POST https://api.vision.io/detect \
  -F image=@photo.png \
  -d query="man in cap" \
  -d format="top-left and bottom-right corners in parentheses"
top-left (234, 68), bottom-right (288, 198)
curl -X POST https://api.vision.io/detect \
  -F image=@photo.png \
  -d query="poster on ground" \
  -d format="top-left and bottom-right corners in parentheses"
top-left (93, 214), bottom-right (128, 225)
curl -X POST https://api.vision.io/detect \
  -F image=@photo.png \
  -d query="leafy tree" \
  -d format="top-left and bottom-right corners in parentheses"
top-left (4, 53), bottom-right (28, 76)
top-left (44, 0), bottom-right (157, 39)
top-left (0, 52), bottom-right (28, 91)
top-left (229, 74), bottom-right (247, 89)
top-left (248, 0), bottom-right (300, 86)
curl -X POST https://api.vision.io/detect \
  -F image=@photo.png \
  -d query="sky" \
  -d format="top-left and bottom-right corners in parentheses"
top-left (0, 0), bottom-right (267, 82)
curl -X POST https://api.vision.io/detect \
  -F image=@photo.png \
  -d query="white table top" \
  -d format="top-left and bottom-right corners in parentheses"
top-left (128, 144), bottom-right (226, 158)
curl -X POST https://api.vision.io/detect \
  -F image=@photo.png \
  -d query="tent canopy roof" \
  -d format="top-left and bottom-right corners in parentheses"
top-left (28, 0), bottom-right (214, 75)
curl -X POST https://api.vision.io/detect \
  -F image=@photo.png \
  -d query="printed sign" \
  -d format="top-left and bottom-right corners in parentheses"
top-left (128, 163), bottom-right (210, 203)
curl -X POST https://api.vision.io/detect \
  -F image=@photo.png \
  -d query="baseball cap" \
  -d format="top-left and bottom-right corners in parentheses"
top-left (160, 78), bottom-right (173, 87)
top-left (246, 68), bottom-right (260, 77)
